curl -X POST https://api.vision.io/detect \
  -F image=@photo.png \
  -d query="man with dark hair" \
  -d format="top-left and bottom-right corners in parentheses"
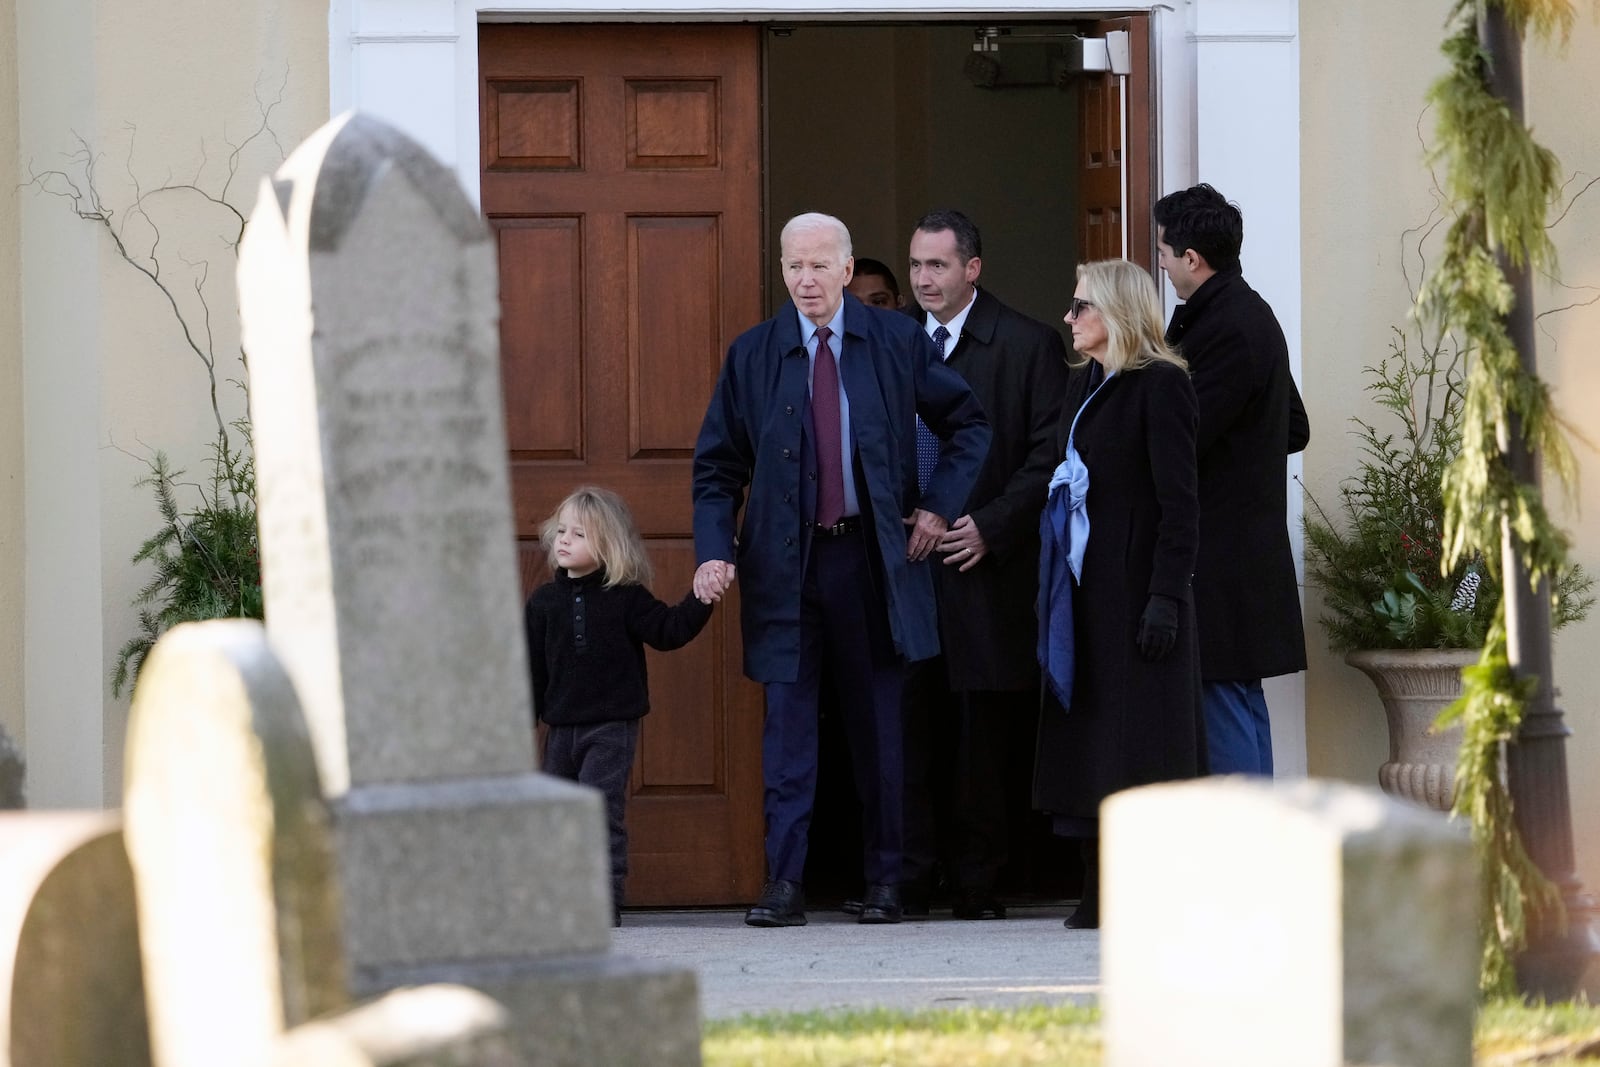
top-left (1153, 183), bottom-right (1310, 776)
top-left (899, 208), bottom-right (1069, 920)
top-left (848, 257), bottom-right (903, 310)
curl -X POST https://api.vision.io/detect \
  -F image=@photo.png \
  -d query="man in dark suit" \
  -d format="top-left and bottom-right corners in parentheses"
top-left (692, 212), bottom-right (989, 928)
top-left (900, 210), bottom-right (1069, 920)
top-left (1154, 183), bottom-right (1310, 775)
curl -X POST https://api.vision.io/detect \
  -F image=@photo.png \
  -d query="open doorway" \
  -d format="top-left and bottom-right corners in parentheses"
top-left (479, 13), bottom-right (1154, 908)
top-left (764, 21), bottom-right (1090, 331)
top-left (766, 20), bottom-right (1149, 909)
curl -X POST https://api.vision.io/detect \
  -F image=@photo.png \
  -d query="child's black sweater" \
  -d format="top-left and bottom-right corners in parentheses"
top-left (525, 567), bottom-right (713, 726)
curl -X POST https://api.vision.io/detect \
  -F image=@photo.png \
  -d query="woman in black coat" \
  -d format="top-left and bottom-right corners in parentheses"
top-left (1033, 259), bottom-right (1204, 929)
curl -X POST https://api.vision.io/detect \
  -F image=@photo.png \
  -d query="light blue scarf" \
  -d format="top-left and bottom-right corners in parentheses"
top-left (1037, 369), bottom-right (1116, 707)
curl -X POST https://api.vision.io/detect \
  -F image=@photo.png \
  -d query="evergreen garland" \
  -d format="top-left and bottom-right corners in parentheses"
top-left (1422, 0), bottom-right (1583, 995)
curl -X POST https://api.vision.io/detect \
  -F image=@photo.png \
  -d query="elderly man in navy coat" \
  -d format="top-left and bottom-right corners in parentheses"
top-left (693, 212), bottom-right (990, 928)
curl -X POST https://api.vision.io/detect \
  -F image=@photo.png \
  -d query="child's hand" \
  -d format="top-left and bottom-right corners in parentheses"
top-left (694, 560), bottom-right (736, 602)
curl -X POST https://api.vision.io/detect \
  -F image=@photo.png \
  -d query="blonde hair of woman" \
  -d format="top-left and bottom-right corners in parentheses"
top-left (1072, 259), bottom-right (1188, 375)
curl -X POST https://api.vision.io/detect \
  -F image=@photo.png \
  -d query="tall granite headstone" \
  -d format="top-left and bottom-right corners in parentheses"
top-left (239, 113), bottom-right (699, 1066)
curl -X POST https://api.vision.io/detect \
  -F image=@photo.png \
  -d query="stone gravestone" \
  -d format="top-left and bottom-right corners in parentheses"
top-left (1101, 777), bottom-right (1477, 1067)
top-left (124, 619), bottom-right (350, 1064)
top-left (0, 725), bottom-right (24, 809)
top-left (0, 812), bottom-right (149, 1067)
top-left (239, 113), bottom-right (700, 1066)
top-left (123, 619), bottom-right (514, 1067)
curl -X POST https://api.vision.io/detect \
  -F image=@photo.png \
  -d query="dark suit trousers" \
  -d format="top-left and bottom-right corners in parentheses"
top-left (763, 530), bottom-right (904, 886)
top-left (904, 667), bottom-right (1030, 892)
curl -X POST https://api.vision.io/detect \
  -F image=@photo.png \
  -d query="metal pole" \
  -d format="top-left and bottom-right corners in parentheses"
top-left (1479, 2), bottom-right (1600, 999)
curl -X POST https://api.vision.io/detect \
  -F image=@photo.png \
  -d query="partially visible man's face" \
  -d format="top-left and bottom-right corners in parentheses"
top-left (848, 273), bottom-right (899, 310)
top-left (782, 226), bottom-right (854, 326)
top-left (908, 228), bottom-right (980, 324)
top-left (1157, 227), bottom-right (1200, 300)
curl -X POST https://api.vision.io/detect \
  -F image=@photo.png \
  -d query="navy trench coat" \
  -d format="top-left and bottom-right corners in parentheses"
top-left (693, 293), bottom-right (991, 684)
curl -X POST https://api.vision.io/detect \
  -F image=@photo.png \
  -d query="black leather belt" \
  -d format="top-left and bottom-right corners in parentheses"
top-left (810, 516), bottom-right (863, 538)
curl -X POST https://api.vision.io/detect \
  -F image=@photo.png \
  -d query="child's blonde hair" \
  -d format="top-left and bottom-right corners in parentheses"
top-left (539, 486), bottom-right (653, 588)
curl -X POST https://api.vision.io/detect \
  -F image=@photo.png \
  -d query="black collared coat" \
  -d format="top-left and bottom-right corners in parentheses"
top-left (913, 288), bottom-right (1070, 692)
top-left (1032, 359), bottom-right (1205, 818)
top-left (1164, 269), bottom-right (1310, 682)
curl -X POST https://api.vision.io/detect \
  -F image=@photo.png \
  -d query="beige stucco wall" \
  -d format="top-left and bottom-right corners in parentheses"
top-left (1526, 11), bottom-right (1600, 897)
top-left (1, 0), bottom-right (22, 753)
top-left (1301, 1), bottom-right (1600, 893)
top-left (13, 0), bottom-right (327, 805)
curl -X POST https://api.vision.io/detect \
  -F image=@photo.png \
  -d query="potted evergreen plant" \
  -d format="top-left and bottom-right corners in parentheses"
top-left (110, 426), bottom-right (261, 697)
top-left (1302, 326), bottom-right (1592, 810)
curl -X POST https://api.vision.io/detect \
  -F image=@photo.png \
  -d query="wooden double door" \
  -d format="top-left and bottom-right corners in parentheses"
top-left (480, 18), bottom-right (1152, 906)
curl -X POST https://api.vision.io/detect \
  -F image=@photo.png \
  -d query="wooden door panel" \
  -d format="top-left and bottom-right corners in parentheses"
top-left (485, 80), bottom-right (583, 168)
top-left (628, 216), bottom-right (722, 453)
top-left (1077, 14), bottom-right (1153, 271)
top-left (481, 23), bottom-right (764, 905)
top-left (495, 217), bottom-right (584, 455)
top-left (626, 80), bottom-right (722, 167)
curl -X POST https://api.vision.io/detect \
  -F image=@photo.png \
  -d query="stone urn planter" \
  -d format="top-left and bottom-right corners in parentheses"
top-left (1344, 648), bottom-right (1479, 812)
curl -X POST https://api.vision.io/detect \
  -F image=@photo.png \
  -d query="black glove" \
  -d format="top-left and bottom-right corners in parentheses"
top-left (1136, 594), bottom-right (1181, 661)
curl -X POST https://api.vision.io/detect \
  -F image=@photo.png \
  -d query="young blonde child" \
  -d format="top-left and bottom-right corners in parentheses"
top-left (524, 486), bottom-right (713, 926)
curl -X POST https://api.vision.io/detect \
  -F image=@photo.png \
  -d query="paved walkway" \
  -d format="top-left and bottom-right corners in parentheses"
top-left (613, 905), bottom-right (1101, 1020)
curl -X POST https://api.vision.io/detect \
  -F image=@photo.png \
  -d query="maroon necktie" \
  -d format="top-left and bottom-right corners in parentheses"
top-left (812, 326), bottom-right (845, 527)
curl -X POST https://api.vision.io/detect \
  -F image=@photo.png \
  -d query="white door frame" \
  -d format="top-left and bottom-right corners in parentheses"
top-left (326, 0), bottom-right (1308, 773)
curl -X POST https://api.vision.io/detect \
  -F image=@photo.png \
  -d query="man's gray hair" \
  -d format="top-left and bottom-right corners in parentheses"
top-left (780, 212), bottom-right (853, 261)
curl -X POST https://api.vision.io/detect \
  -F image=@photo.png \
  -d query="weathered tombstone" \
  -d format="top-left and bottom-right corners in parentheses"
top-left (0, 726), bottom-right (24, 809)
top-left (124, 619), bottom-right (349, 1065)
top-left (239, 112), bottom-right (700, 1066)
top-left (124, 619), bottom-right (514, 1067)
top-left (0, 812), bottom-right (149, 1067)
top-left (271, 984), bottom-right (511, 1067)
top-left (1101, 777), bottom-right (1477, 1067)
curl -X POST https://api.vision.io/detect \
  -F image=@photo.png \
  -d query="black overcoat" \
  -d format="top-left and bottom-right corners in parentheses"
top-left (693, 294), bottom-right (990, 683)
top-left (1032, 359), bottom-right (1205, 819)
top-left (913, 289), bottom-right (1070, 691)
top-left (1164, 269), bottom-right (1309, 681)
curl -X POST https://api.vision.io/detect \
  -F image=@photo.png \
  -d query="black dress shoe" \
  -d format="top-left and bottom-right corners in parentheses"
top-left (950, 889), bottom-right (1007, 920)
top-left (745, 879), bottom-right (807, 927)
top-left (1063, 904), bottom-right (1099, 930)
top-left (858, 883), bottom-right (903, 924)
top-left (843, 885), bottom-right (927, 918)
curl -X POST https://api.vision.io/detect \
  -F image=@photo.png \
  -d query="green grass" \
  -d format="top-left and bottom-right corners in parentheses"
top-left (1475, 997), bottom-right (1600, 1066)
top-left (700, 998), bottom-right (1600, 1067)
top-left (702, 1004), bottom-right (1101, 1067)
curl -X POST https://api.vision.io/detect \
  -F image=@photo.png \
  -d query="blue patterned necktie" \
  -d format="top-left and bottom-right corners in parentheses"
top-left (915, 325), bottom-right (950, 494)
